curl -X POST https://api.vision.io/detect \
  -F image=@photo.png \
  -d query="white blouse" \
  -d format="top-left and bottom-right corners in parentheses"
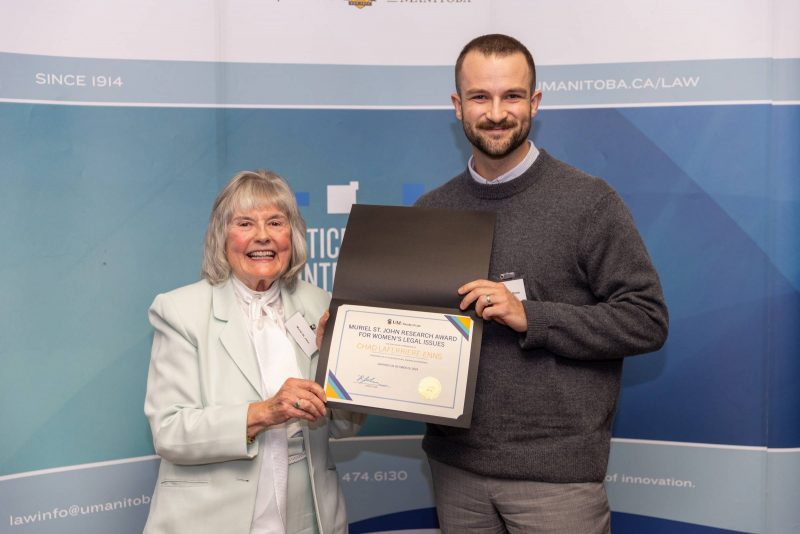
top-left (230, 276), bottom-right (304, 534)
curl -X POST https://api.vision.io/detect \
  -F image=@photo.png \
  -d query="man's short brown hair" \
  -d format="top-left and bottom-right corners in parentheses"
top-left (455, 34), bottom-right (536, 95)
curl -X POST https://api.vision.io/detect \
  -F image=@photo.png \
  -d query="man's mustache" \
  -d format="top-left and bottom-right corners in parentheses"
top-left (477, 119), bottom-right (517, 130)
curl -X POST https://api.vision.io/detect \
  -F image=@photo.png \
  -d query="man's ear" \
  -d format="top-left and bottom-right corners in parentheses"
top-left (451, 92), bottom-right (463, 121)
top-left (530, 90), bottom-right (543, 119)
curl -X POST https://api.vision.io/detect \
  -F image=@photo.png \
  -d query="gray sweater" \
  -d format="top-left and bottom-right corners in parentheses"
top-left (415, 149), bottom-right (668, 483)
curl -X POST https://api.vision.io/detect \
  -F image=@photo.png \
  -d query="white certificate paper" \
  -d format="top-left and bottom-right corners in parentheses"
top-left (322, 304), bottom-right (474, 422)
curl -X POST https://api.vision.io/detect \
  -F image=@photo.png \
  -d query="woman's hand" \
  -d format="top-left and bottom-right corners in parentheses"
top-left (246, 378), bottom-right (327, 441)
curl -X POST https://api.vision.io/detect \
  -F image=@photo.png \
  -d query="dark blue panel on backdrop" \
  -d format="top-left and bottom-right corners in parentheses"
top-left (534, 105), bottom-right (798, 447)
top-left (612, 512), bottom-right (751, 533)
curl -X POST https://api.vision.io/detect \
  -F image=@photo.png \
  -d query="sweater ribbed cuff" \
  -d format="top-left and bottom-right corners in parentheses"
top-left (520, 300), bottom-right (551, 350)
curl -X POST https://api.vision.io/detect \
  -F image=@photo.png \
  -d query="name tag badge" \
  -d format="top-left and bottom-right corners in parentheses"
top-left (286, 312), bottom-right (318, 357)
top-left (501, 278), bottom-right (527, 301)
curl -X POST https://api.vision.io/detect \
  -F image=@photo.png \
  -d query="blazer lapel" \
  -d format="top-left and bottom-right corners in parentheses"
top-left (281, 284), bottom-right (317, 380)
top-left (213, 280), bottom-right (263, 397)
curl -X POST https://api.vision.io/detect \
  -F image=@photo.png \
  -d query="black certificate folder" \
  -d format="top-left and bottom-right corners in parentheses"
top-left (316, 204), bottom-right (495, 428)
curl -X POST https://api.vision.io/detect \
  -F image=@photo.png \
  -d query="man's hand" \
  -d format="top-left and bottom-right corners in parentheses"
top-left (458, 279), bottom-right (527, 332)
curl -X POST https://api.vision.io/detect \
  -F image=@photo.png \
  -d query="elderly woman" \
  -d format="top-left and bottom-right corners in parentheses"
top-left (144, 170), bottom-right (363, 534)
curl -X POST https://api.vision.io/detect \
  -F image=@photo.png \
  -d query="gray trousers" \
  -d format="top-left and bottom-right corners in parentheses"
top-left (428, 459), bottom-right (611, 534)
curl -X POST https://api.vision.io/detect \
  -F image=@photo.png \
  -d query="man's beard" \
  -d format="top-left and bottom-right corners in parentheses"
top-left (463, 116), bottom-right (531, 160)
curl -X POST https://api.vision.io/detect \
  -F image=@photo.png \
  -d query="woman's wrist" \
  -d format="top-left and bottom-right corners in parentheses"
top-left (246, 402), bottom-right (268, 443)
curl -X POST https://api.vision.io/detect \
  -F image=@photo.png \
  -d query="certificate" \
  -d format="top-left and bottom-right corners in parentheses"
top-left (322, 304), bottom-right (474, 423)
top-left (316, 204), bottom-right (495, 427)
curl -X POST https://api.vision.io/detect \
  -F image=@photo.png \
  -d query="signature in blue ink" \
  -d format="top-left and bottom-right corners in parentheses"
top-left (356, 375), bottom-right (387, 387)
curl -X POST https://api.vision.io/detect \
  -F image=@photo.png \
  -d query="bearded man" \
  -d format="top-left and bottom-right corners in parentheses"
top-left (414, 34), bottom-right (669, 534)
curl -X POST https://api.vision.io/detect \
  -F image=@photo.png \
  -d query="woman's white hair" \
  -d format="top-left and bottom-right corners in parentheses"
top-left (201, 170), bottom-right (307, 289)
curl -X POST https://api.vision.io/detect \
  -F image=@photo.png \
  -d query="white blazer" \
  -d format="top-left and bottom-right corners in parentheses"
top-left (143, 278), bottom-right (363, 534)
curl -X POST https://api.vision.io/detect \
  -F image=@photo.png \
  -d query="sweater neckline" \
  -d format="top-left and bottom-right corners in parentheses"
top-left (461, 149), bottom-right (550, 200)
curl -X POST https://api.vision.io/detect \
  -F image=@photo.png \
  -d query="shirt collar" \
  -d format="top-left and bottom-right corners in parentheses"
top-left (468, 140), bottom-right (539, 185)
top-left (230, 275), bottom-right (281, 315)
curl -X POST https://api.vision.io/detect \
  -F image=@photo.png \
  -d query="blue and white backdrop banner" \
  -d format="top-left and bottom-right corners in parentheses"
top-left (1, 1), bottom-right (798, 533)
